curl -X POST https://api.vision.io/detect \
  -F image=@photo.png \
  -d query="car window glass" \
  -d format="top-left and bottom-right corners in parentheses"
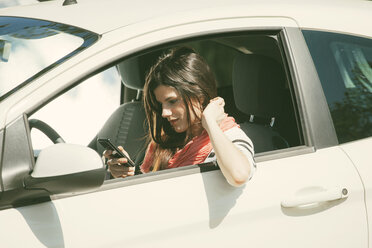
top-left (0, 17), bottom-right (99, 101)
top-left (330, 42), bottom-right (372, 92)
top-left (302, 30), bottom-right (372, 143)
top-left (30, 67), bottom-right (121, 150)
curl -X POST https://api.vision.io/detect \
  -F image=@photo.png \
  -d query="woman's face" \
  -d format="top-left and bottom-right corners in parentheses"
top-left (154, 85), bottom-right (201, 133)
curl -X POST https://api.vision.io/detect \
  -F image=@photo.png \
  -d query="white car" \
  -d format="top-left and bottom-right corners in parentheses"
top-left (0, 0), bottom-right (371, 247)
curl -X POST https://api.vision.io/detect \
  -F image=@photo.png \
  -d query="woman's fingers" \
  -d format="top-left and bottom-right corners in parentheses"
top-left (103, 145), bottom-right (134, 178)
top-left (216, 112), bottom-right (227, 125)
top-left (211, 98), bottom-right (225, 114)
top-left (117, 146), bottom-right (130, 157)
top-left (109, 164), bottom-right (135, 178)
top-left (103, 149), bottom-right (112, 158)
top-left (107, 157), bottom-right (128, 166)
top-left (209, 98), bottom-right (225, 112)
top-left (202, 96), bottom-right (227, 128)
top-left (103, 146), bottom-right (131, 160)
top-left (210, 97), bottom-right (225, 106)
top-left (120, 168), bottom-right (135, 177)
top-left (110, 164), bottom-right (134, 172)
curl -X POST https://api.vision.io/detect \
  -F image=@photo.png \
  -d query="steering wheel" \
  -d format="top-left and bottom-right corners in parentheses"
top-left (29, 119), bottom-right (65, 144)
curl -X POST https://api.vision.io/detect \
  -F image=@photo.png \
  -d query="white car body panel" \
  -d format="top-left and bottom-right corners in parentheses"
top-left (340, 137), bottom-right (372, 248)
top-left (0, 16), bottom-right (297, 128)
top-left (0, 147), bottom-right (367, 247)
top-left (1, 0), bottom-right (371, 37)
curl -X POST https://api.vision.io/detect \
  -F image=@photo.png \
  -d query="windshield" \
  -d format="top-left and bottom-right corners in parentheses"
top-left (0, 16), bottom-right (99, 101)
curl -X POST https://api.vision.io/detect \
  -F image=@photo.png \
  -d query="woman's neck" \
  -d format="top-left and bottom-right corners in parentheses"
top-left (189, 122), bottom-right (204, 138)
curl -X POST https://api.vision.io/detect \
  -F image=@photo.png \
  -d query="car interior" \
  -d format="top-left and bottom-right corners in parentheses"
top-left (87, 32), bottom-right (303, 177)
top-left (26, 31), bottom-right (303, 179)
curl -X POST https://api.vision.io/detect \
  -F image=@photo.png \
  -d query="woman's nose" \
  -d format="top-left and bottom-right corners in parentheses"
top-left (162, 107), bottom-right (172, 118)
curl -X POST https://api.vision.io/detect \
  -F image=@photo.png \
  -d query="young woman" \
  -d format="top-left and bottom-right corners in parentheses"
top-left (104, 47), bottom-right (255, 187)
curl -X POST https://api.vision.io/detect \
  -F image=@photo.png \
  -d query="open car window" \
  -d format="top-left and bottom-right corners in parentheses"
top-left (29, 31), bottom-right (304, 180)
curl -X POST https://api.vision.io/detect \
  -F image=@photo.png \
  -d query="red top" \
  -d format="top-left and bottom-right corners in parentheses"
top-left (140, 117), bottom-right (238, 173)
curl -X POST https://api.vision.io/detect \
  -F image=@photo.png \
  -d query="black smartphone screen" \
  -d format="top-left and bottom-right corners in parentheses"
top-left (98, 138), bottom-right (135, 167)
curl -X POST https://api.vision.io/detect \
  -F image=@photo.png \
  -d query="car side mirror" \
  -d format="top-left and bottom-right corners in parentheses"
top-left (24, 143), bottom-right (106, 195)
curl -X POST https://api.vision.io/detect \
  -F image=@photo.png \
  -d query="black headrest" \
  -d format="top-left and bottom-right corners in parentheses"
top-left (117, 51), bottom-right (163, 90)
top-left (232, 54), bottom-right (285, 118)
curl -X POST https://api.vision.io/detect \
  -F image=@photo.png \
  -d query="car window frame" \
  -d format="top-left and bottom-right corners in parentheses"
top-left (1, 22), bottom-right (334, 204)
top-left (281, 27), bottom-right (338, 149)
top-left (53, 27), bottom-right (320, 198)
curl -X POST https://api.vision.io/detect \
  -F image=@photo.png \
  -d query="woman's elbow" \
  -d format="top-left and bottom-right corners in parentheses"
top-left (228, 170), bottom-right (250, 187)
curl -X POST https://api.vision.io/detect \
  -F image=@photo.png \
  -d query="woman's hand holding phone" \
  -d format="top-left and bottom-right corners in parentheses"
top-left (103, 146), bottom-right (135, 178)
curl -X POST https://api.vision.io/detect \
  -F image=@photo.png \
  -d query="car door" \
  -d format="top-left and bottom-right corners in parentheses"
top-left (0, 18), bottom-right (368, 247)
top-left (302, 29), bottom-right (372, 248)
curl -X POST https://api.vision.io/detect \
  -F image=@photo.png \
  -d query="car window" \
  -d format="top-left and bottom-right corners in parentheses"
top-left (115, 33), bottom-right (303, 157)
top-left (302, 30), bottom-right (372, 143)
top-left (0, 16), bottom-right (99, 101)
top-left (28, 31), bottom-right (304, 179)
top-left (30, 67), bottom-right (121, 150)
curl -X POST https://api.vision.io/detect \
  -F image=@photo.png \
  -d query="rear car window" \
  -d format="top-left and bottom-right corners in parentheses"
top-left (302, 30), bottom-right (372, 143)
top-left (0, 16), bottom-right (99, 101)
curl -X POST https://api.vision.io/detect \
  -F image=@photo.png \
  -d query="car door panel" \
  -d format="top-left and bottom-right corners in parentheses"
top-left (340, 137), bottom-right (372, 248)
top-left (0, 146), bottom-right (365, 247)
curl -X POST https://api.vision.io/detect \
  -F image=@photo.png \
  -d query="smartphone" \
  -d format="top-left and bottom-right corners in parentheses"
top-left (98, 138), bottom-right (135, 167)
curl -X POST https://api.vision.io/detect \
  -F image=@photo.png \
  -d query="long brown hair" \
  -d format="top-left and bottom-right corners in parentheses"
top-left (143, 46), bottom-right (217, 171)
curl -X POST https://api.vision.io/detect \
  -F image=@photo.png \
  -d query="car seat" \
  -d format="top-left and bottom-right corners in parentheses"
top-left (88, 52), bottom-right (162, 171)
top-left (232, 53), bottom-right (289, 153)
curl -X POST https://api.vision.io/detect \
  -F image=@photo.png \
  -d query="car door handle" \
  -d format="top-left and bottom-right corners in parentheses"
top-left (281, 187), bottom-right (349, 208)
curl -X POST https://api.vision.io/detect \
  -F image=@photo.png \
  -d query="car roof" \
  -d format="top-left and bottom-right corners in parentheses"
top-left (0, 0), bottom-right (371, 36)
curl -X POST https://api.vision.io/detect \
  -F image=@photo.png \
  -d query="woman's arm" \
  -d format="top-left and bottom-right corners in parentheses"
top-left (202, 97), bottom-right (253, 187)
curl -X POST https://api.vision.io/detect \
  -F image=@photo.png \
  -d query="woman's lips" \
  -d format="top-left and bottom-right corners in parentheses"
top-left (169, 119), bottom-right (178, 126)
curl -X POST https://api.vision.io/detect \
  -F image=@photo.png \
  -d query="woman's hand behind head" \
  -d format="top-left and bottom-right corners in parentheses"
top-left (202, 97), bottom-right (227, 129)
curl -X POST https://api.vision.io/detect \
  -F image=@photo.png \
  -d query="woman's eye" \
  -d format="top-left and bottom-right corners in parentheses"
top-left (169, 99), bottom-right (178, 105)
